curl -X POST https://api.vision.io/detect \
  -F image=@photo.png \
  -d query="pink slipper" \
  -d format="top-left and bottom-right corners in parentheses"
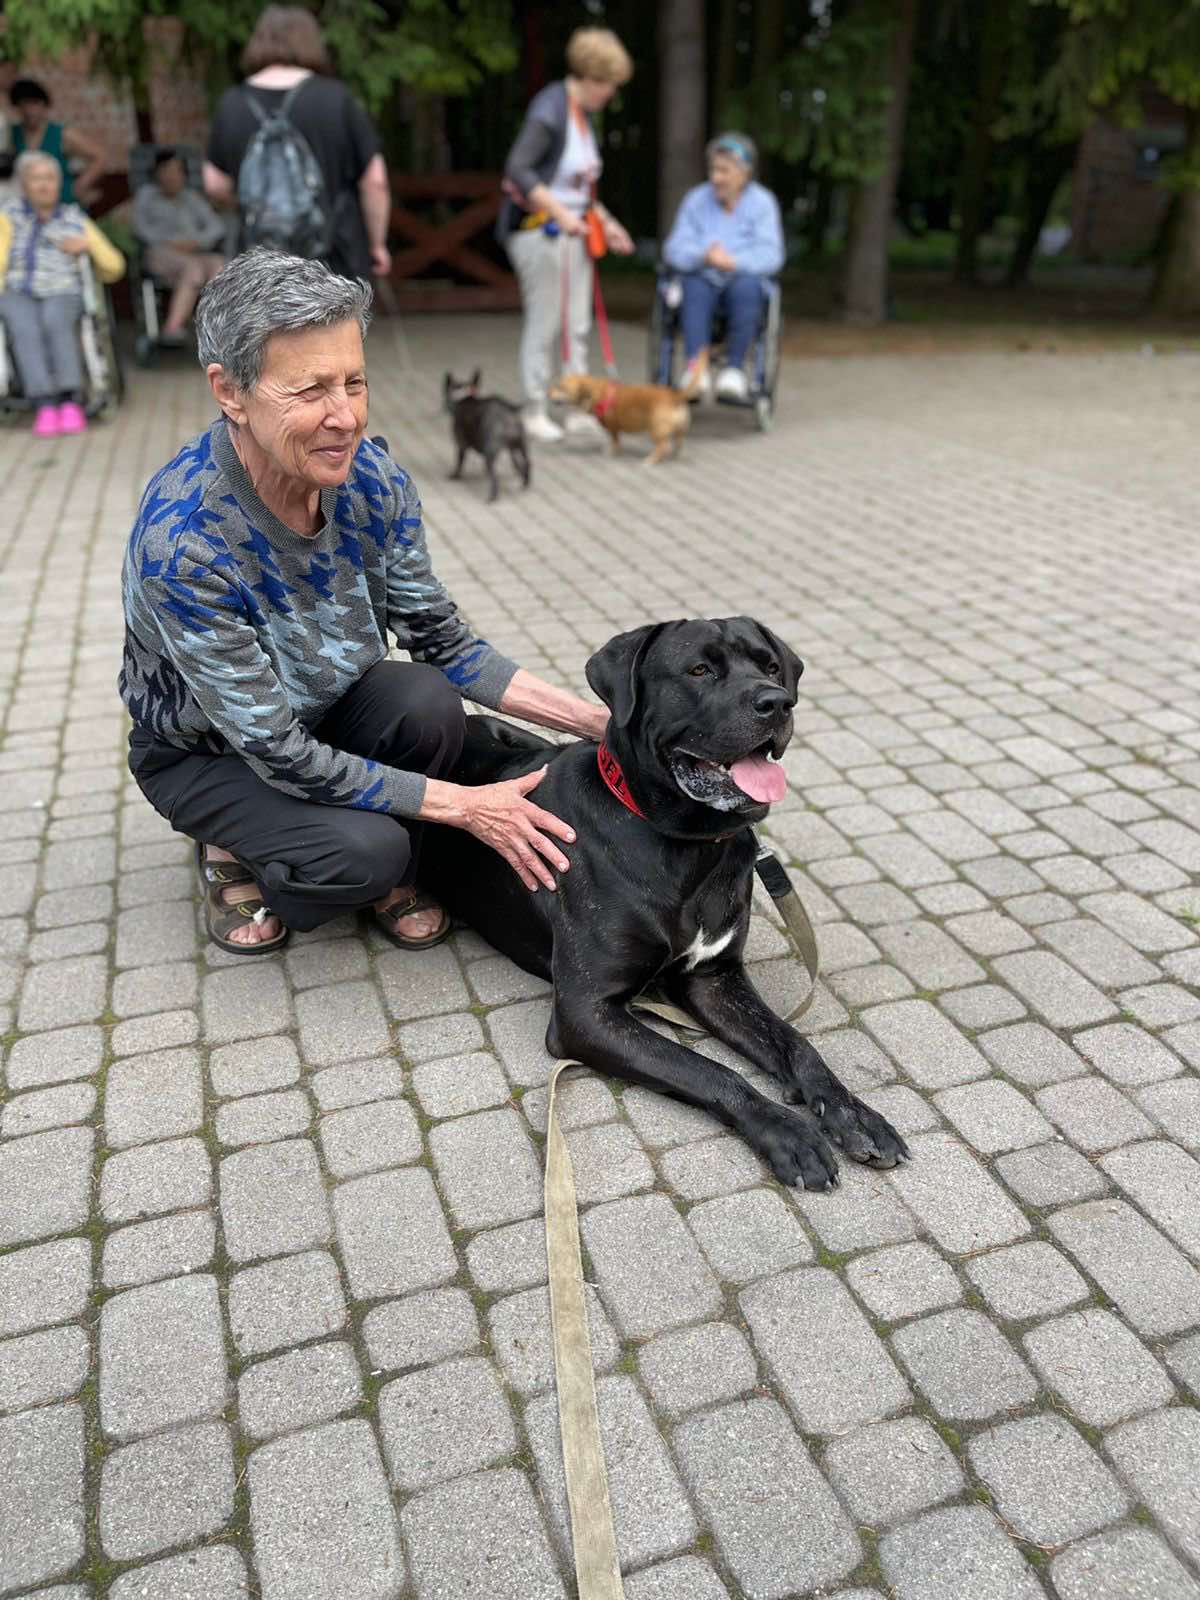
top-left (32, 405), bottom-right (60, 438)
top-left (57, 401), bottom-right (87, 435)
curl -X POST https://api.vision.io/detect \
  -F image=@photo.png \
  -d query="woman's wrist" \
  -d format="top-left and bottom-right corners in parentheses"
top-left (419, 777), bottom-right (474, 828)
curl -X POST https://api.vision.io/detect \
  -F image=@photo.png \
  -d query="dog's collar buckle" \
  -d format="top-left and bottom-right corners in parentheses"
top-left (597, 742), bottom-right (646, 818)
top-left (593, 381), bottom-right (618, 419)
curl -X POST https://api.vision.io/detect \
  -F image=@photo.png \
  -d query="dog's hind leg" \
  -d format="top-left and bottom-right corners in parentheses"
top-left (662, 963), bottom-right (910, 1170)
top-left (484, 452), bottom-right (500, 503)
top-left (512, 443), bottom-right (531, 488)
top-left (644, 434), bottom-right (671, 466)
top-left (449, 446), bottom-right (467, 480)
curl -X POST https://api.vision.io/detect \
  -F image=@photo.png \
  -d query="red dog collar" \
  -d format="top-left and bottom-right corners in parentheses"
top-left (597, 742), bottom-right (645, 818)
top-left (593, 381), bottom-right (618, 419)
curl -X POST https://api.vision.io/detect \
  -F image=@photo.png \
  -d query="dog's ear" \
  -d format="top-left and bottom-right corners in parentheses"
top-left (752, 621), bottom-right (804, 697)
top-left (586, 623), bottom-right (665, 729)
top-left (470, 368), bottom-right (481, 390)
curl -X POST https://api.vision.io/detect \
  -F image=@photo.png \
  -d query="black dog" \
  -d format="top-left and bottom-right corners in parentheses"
top-left (443, 369), bottom-right (530, 503)
top-left (421, 617), bottom-right (909, 1191)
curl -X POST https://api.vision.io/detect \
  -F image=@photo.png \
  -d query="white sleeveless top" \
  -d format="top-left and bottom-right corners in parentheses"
top-left (547, 108), bottom-right (601, 215)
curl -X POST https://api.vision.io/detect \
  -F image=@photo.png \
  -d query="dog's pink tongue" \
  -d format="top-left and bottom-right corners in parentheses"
top-left (729, 754), bottom-right (786, 804)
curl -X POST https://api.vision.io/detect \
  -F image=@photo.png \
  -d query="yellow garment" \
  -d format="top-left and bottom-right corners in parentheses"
top-left (0, 211), bottom-right (125, 291)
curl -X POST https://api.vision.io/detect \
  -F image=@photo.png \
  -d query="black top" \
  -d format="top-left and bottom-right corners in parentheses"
top-left (497, 80), bottom-right (570, 242)
top-left (207, 74), bottom-right (381, 278)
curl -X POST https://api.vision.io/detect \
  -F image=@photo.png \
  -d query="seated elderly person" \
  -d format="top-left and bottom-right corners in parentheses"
top-left (0, 150), bottom-right (124, 436)
top-left (120, 248), bottom-right (608, 955)
top-left (662, 132), bottom-right (784, 403)
top-left (132, 147), bottom-right (226, 346)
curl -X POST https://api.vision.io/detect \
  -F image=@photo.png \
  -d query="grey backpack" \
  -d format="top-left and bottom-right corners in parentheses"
top-left (237, 81), bottom-right (333, 258)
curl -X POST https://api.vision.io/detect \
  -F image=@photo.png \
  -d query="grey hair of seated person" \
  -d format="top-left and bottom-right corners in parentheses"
top-left (15, 150), bottom-right (61, 184)
top-left (194, 247), bottom-right (372, 393)
top-left (705, 131), bottom-right (757, 174)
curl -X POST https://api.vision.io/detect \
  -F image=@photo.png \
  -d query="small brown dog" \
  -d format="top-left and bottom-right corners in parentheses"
top-left (550, 355), bottom-right (707, 465)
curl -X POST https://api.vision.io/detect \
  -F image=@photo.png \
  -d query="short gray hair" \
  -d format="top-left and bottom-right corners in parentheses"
top-left (15, 150), bottom-right (60, 184)
top-left (706, 131), bottom-right (757, 174)
top-left (195, 247), bottom-right (373, 391)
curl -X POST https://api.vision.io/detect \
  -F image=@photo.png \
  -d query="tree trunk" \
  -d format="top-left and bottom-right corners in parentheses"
top-left (409, 92), bottom-right (451, 175)
top-left (1152, 185), bottom-right (1200, 316)
top-left (1004, 137), bottom-right (1076, 288)
top-left (842, 0), bottom-right (919, 326)
top-left (711, 0), bottom-right (738, 124)
top-left (953, 0), bottom-right (1010, 284)
top-left (658, 0), bottom-right (707, 238)
top-left (750, 0), bottom-right (786, 192)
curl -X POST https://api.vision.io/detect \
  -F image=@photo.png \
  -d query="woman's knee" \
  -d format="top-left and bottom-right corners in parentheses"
top-left (402, 663), bottom-right (466, 753)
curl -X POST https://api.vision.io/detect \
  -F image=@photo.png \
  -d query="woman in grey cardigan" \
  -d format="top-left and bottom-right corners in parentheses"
top-left (498, 27), bottom-right (635, 442)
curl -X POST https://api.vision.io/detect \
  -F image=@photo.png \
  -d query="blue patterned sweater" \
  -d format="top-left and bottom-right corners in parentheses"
top-left (119, 420), bottom-right (518, 818)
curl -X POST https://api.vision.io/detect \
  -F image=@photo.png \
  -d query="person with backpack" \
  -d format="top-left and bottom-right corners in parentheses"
top-left (203, 5), bottom-right (391, 280)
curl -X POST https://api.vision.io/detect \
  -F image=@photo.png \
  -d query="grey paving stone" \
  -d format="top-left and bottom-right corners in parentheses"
top-left (239, 1340), bottom-right (362, 1439)
top-left (521, 1072), bottom-right (619, 1134)
top-left (994, 1140), bottom-right (1108, 1207)
top-left (888, 1132), bottom-right (1030, 1253)
top-left (215, 1088), bottom-right (311, 1148)
top-left (624, 1557), bottom-right (732, 1600)
top-left (862, 999), bottom-right (992, 1088)
top-left (963, 856), bottom-right (1043, 897)
top-left (401, 1467), bottom-right (565, 1600)
top-left (621, 1081), bottom-right (718, 1147)
top-left (846, 1240), bottom-right (962, 1321)
top-left (398, 1009), bottom-right (486, 1062)
top-left (873, 919), bottom-right (985, 990)
top-left (101, 1210), bottom-right (215, 1289)
top-left (486, 997), bottom-right (556, 1088)
top-left (318, 1097), bottom-right (422, 1179)
top-left (41, 834), bottom-right (116, 893)
top-left (311, 1055), bottom-right (405, 1111)
top-left (4, 1023), bottom-right (102, 1089)
top-left (115, 899), bottom-right (195, 968)
top-left (741, 1266), bottom-right (910, 1433)
top-left (296, 978), bottom-right (390, 1066)
top-left (1142, 1078), bottom-right (1200, 1150)
top-left (964, 1239), bottom-right (1089, 1320)
top-left (686, 1186), bottom-right (813, 1283)
top-left (828, 962), bottom-right (916, 1007)
top-left (1101, 1140), bottom-right (1200, 1261)
top-left (554, 1121), bottom-right (655, 1204)
top-left (581, 1193), bottom-right (721, 1339)
top-left (527, 1373), bottom-right (697, 1571)
top-left (792, 1159), bottom-right (918, 1253)
top-left (228, 1249), bottom-right (347, 1358)
top-left (933, 1079), bottom-right (1055, 1154)
top-left (1081, 887), bottom-right (1196, 952)
top-left (464, 1217), bottom-right (547, 1293)
top-left (1049, 1199), bottom-right (1200, 1336)
top-left (411, 1050), bottom-right (509, 1117)
top-left (100, 1420), bottom-right (234, 1560)
top-left (429, 1106), bottom-right (542, 1229)
top-left (674, 1397), bottom-right (859, 1598)
top-left (880, 1504), bottom-right (1044, 1600)
top-left (1106, 1408), bottom-right (1200, 1567)
top-left (332, 1167), bottom-right (456, 1301)
top-left (822, 1415), bottom-right (964, 1525)
top-left (249, 1419), bottom-right (405, 1600)
top-left (111, 961), bottom-right (198, 1021)
top-left (28, 921), bottom-right (109, 964)
top-left (0, 1081), bottom-right (95, 1139)
top-left (1050, 1526), bottom-right (1200, 1600)
top-left (378, 1355), bottom-right (516, 1491)
top-left (861, 1081), bottom-right (941, 1136)
top-left (363, 1287), bottom-right (480, 1372)
top-left (285, 935), bottom-right (370, 990)
top-left (658, 1135), bottom-right (766, 1201)
top-left (1023, 1308), bottom-right (1175, 1426)
top-left (992, 950), bottom-right (1118, 1027)
top-left (637, 1322), bottom-right (758, 1419)
top-left (99, 1274), bottom-right (226, 1440)
top-left (891, 1308), bottom-right (1037, 1420)
top-left (220, 1138), bottom-right (331, 1262)
top-left (104, 1047), bottom-right (203, 1148)
top-left (939, 982), bottom-right (1027, 1030)
top-left (110, 1008), bottom-right (200, 1058)
top-left (1073, 1021), bottom-right (1185, 1088)
top-left (0, 1325), bottom-right (89, 1413)
top-left (0, 1403), bottom-right (84, 1592)
top-left (1036, 1077), bottom-right (1155, 1153)
top-left (1040, 917), bottom-right (1160, 989)
top-left (0, 1236), bottom-right (91, 1338)
top-left (18, 953), bottom-right (107, 1031)
top-left (970, 1413), bottom-right (1129, 1544)
top-left (977, 1019), bottom-right (1085, 1087)
top-left (489, 1284), bottom-right (619, 1398)
top-left (202, 962), bottom-right (292, 1046)
top-left (100, 1136), bottom-right (211, 1224)
top-left (108, 1547), bottom-right (250, 1600)
top-left (209, 1033), bottom-right (301, 1097)
top-left (1166, 1332), bottom-right (1200, 1399)
top-left (376, 943), bottom-right (472, 1021)
top-left (1119, 981), bottom-right (1200, 1029)
top-left (0, 1125), bottom-right (93, 1247)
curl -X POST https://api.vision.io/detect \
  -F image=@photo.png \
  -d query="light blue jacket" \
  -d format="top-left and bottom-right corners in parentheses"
top-left (663, 180), bottom-right (784, 279)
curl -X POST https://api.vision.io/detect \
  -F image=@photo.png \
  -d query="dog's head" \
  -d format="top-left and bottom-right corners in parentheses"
top-left (548, 373), bottom-right (604, 412)
top-left (586, 617), bottom-right (804, 829)
top-left (443, 369), bottom-right (481, 411)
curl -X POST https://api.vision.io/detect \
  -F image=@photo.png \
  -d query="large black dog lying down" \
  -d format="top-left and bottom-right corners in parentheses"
top-left (421, 617), bottom-right (909, 1191)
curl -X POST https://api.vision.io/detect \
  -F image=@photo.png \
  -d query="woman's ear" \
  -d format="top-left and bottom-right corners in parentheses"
top-left (207, 364), bottom-right (245, 426)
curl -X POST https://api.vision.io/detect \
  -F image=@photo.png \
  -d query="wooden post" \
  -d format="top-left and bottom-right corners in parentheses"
top-left (658, 0), bottom-right (706, 240)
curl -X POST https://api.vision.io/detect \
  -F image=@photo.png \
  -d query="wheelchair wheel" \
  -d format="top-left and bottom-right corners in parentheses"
top-left (753, 284), bottom-right (782, 433)
top-left (135, 334), bottom-right (159, 369)
top-left (754, 394), bottom-right (773, 432)
top-left (646, 282), bottom-right (679, 387)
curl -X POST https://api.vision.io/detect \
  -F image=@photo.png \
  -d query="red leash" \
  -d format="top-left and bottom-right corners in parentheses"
top-left (559, 235), bottom-right (618, 378)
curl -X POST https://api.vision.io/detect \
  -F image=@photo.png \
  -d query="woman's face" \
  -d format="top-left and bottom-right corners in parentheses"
top-left (575, 77), bottom-right (617, 115)
top-left (15, 97), bottom-right (49, 134)
top-left (21, 159), bottom-right (61, 212)
top-left (236, 320), bottom-right (369, 491)
top-left (709, 153), bottom-right (750, 207)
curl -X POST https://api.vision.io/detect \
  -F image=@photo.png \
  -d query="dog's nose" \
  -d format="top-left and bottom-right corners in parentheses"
top-left (753, 685), bottom-right (792, 718)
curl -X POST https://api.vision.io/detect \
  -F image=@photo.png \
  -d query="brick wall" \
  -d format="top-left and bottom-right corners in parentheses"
top-left (1070, 111), bottom-right (1182, 264)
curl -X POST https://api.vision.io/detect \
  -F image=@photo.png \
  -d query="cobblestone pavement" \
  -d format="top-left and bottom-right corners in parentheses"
top-left (2, 317), bottom-right (1200, 1600)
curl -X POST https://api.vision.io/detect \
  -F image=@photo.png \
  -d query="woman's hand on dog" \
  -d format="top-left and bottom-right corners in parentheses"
top-left (423, 769), bottom-right (575, 892)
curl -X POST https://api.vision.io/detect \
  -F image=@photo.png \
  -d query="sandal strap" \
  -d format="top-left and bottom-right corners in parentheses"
top-left (377, 890), bottom-right (442, 928)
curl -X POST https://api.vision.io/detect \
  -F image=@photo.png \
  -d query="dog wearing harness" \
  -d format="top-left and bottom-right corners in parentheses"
top-left (421, 616), bottom-right (910, 1189)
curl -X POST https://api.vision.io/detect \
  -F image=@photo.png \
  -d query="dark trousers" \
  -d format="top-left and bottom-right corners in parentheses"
top-left (129, 661), bottom-right (465, 933)
top-left (679, 270), bottom-right (765, 366)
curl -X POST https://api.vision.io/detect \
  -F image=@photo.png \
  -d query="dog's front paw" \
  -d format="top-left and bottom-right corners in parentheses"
top-left (745, 1102), bottom-right (838, 1192)
top-left (814, 1092), bottom-right (910, 1170)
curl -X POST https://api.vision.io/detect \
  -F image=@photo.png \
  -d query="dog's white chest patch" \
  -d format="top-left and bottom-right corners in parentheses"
top-left (681, 925), bottom-right (736, 971)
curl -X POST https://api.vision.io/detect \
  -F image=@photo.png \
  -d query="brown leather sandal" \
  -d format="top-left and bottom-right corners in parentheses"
top-left (374, 888), bottom-right (451, 950)
top-left (196, 842), bottom-right (289, 957)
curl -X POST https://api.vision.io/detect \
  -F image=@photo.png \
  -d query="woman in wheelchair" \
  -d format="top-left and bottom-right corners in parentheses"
top-left (662, 132), bottom-right (784, 404)
top-left (0, 151), bottom-right (124, 436)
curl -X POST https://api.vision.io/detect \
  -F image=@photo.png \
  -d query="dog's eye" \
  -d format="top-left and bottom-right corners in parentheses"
top-left (688, 664), bottom-right (710, 678)
top-left (766, 661), bottom-right (781, 678)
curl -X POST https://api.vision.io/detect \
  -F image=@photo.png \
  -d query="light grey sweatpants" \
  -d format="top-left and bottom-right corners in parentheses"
top-left (506, 230), bottom-right (593, 409)
top-left (0, 291), bottom-right (84, 404)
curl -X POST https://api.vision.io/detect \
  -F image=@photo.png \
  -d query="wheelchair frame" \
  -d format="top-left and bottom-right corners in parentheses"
top-left (647, 272), bottom-right (782, 433)
top-left (0, 255), bottom-right (124, 422)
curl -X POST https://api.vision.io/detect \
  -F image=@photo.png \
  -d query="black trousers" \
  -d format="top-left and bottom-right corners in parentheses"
top-left (129, 660), bottom-right (465, 933)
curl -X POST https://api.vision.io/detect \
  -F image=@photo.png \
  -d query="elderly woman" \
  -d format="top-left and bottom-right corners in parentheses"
top-left (120, 248), bottom-right (608, 955)
top-left (8, 78), bottom-right (105, 208)
top-left (0, 151), bottom-right (124, 437)
top-left (662, 132), bottom-right (784, 403)
top-left (498, 26), bottom-right (635, 443)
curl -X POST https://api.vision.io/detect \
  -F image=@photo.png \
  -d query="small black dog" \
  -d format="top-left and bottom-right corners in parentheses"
top-left (443, 370), bottom-right (531, 503)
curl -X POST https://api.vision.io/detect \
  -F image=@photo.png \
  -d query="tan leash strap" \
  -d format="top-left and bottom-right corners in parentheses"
top-left (545, 1059), bottom-right (625, 1600)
